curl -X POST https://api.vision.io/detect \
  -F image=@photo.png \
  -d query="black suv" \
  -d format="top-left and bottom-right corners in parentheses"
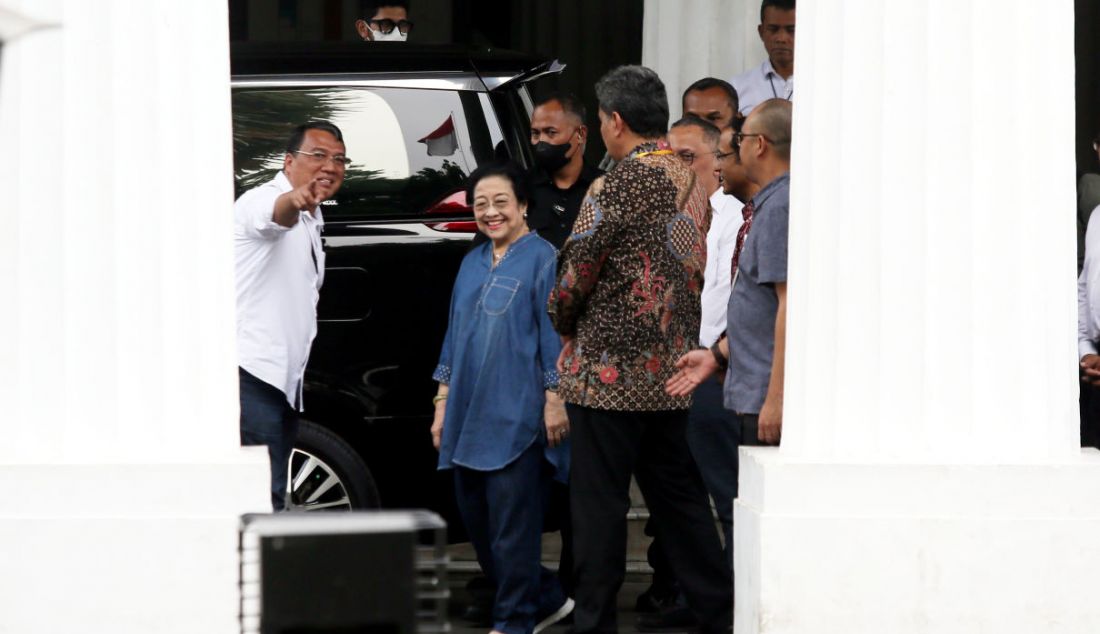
top-left (231, 43), bottom-right (561, 533)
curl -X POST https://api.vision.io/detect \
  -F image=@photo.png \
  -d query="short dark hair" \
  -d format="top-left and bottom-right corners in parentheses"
top-left (286, 121), bottom-right (345, 154)
top-left (761, 0), bottom-right (795, 22)
top-left (465, 161), bottom-right (532, 207)
top-left (670, 115), bottom-right (721, 150)
top-left (681, 78), bottom-right (740, 121)
top-left (535, 92), bottom-right (587, 125)
top-left (594, 65), bottom-right (669, 138)
top-left (361, 1), bottom-right (409, 17)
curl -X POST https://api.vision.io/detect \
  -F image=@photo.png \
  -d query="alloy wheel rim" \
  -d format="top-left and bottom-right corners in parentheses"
top-left (286, 448), bottom-right (354, 512)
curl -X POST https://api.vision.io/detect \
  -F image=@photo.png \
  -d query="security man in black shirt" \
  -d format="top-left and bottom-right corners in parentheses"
top-left (526, 92), bottom-right (603, 248)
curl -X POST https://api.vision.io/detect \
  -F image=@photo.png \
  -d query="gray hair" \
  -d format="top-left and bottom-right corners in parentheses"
top-left (670, 115), bottom-right (721, 150)
top-left (594, 65), bottom-right (669, 138)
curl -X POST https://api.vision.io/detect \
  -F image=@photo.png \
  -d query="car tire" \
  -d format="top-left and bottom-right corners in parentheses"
top-left (288, 420), bottom-right (381, 512)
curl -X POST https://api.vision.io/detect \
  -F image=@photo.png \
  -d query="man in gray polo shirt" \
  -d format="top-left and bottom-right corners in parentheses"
top-left (666, 98), bottom-right (792, 446)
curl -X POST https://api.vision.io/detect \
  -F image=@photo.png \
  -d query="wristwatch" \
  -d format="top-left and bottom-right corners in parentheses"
top-left (710, 338), bottom-right (728, 372)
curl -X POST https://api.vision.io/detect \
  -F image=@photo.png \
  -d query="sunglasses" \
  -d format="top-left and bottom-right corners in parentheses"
top-left (368, 18), bottom-right (414, 34)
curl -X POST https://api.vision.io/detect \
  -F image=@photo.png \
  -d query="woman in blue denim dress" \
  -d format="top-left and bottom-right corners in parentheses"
top-left (431, 162), bottom-right (574, 634)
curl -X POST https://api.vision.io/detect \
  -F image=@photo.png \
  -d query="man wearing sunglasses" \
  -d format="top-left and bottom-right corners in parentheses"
top-left (355, 1), bottom-right (413, 42)
top-left (234, 121), bottom-right (349, 510)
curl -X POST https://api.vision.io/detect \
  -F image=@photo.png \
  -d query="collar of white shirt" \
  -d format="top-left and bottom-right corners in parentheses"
top-left (761, 58), bottom-right (791, 83)
top-left (273, 170), bottom-right (293, 193)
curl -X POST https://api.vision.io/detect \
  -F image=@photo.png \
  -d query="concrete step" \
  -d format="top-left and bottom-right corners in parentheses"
top-left (446, 478), bottom-right (720, 576)
top-left (448, 516), bottom-right (653, 567)
top-left (449, 479), bottom-right (654, 568)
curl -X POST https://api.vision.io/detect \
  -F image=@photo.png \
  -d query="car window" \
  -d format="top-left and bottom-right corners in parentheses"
top-left (232, 87), bottom-right (498, 219)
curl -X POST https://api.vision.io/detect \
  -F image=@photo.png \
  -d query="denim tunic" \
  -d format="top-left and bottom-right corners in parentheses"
top-left (433, 233), bottom-right (569, 482)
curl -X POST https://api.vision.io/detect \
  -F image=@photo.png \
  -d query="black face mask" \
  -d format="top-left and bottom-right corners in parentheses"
top-left (533, 139), bottom-right (574, 173)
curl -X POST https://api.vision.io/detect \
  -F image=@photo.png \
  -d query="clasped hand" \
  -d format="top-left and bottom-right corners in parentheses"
top-left (1083, 354), bottom-right (1100, 387)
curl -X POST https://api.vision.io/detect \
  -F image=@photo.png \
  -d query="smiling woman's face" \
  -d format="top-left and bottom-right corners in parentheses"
top-left (472, 175), bottom-right (528, 248)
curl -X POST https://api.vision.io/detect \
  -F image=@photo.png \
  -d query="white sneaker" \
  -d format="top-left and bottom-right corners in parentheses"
top-left (534, 597), bottom-right (575, 634)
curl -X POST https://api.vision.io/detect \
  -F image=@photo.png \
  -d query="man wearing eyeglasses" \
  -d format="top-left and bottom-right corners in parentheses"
top-left (234, 121), bottom-right (349, 510)
top-left (635, 114), bottom-right (739, 633)
top-left (355, 1), bottom-right (413, 42)
top-left (668, 115), bottom-right (737, 381)
top-left (667, 98), bottom-right (793, 448)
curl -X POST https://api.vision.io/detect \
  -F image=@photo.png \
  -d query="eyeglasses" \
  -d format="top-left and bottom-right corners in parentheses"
top-left (676, 150), bottom-right (718, 166)
top-left (715, 150), bottom-right (738, 162)
top-left (293, 150), bottom-right (352, 168)
top-left (369, 18), bottom-right (414, 34)
top-left (733, 132), bottom-right (790, 150)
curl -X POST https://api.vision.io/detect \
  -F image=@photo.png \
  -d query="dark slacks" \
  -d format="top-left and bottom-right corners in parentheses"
top-left (239, 367), bottom-right (299, 511)
top-left (548, 482), bottom-right (576, 597)
top-left (567, 405), bottom-right (732, 634)
top-left (738, 413), bottom-right (776, 448)
top-left (685, 376), bottom-right (740, 564)
top-left (453, 444), bottom-right (565, 634)
top-left (1081, 370), bottom-right (1100, 449)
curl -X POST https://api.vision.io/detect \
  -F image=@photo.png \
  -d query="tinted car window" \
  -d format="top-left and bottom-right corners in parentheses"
top-left (232, 87), bottom-right (497, 219)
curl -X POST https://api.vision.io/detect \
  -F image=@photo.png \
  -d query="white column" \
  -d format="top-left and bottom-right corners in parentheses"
top-left (641, 0), bottom-right (764, 118)
top-left (783, 0), bottom-right (1079, 464)
top-left (0, 1), bottom-right (269, 632)
top-left (735, 1), bottom-right (1100, 632)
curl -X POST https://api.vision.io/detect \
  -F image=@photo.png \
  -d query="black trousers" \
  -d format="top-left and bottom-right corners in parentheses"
top-left (567, 405), bottom-right (732, 634)
top-left (1082, 371), bottom-right (1100, 449)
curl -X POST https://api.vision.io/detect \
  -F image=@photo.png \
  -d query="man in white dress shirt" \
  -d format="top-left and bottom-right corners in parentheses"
top-left (1078, 206), bottom-right (1100, 447)
top-left (672, 115), bottom-right (742, 540)
top-left (235, 121), bottom-right (348, 510)
top-left (730, 0), bottom-right (795, 117)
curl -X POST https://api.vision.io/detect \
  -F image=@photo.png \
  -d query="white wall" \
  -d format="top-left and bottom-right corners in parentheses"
top-left (0, 1), bottom-right (270, 631)
top-left (782, 0), bottom-right (1079, 463)
top-left (735, 0), bottom-right (1095, 630)
top-left (0, 0), bottom-right (243, 462)
top-left (642, 0), bottom-right (766, 119)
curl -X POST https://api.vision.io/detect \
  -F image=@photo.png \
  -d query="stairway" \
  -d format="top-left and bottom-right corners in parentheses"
top-left (447, 478), bottom-right (654, 579)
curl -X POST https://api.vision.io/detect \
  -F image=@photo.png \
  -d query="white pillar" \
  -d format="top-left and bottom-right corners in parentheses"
top-left (735, 1), bottom-right (1100, 632)
top-left (0, 1), bottom-right (270, 632)
top-left (641, 0), bottom-right (764, 118)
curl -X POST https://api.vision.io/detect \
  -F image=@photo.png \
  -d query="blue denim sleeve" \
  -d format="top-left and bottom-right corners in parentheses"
top-left (433, 260), bottom-right (465, 385)
top-left (536, 255), bottom-right (563, 389)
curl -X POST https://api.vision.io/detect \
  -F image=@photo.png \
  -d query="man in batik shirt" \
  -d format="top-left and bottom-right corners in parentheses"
top-left (548, 65), bottom-right (732, 634)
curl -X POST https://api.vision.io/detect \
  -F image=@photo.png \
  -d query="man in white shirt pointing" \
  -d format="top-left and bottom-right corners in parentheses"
top-left (235, 121), bottom-right (348, 510)
top-left (730, 0), bottom-right (795, 117)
